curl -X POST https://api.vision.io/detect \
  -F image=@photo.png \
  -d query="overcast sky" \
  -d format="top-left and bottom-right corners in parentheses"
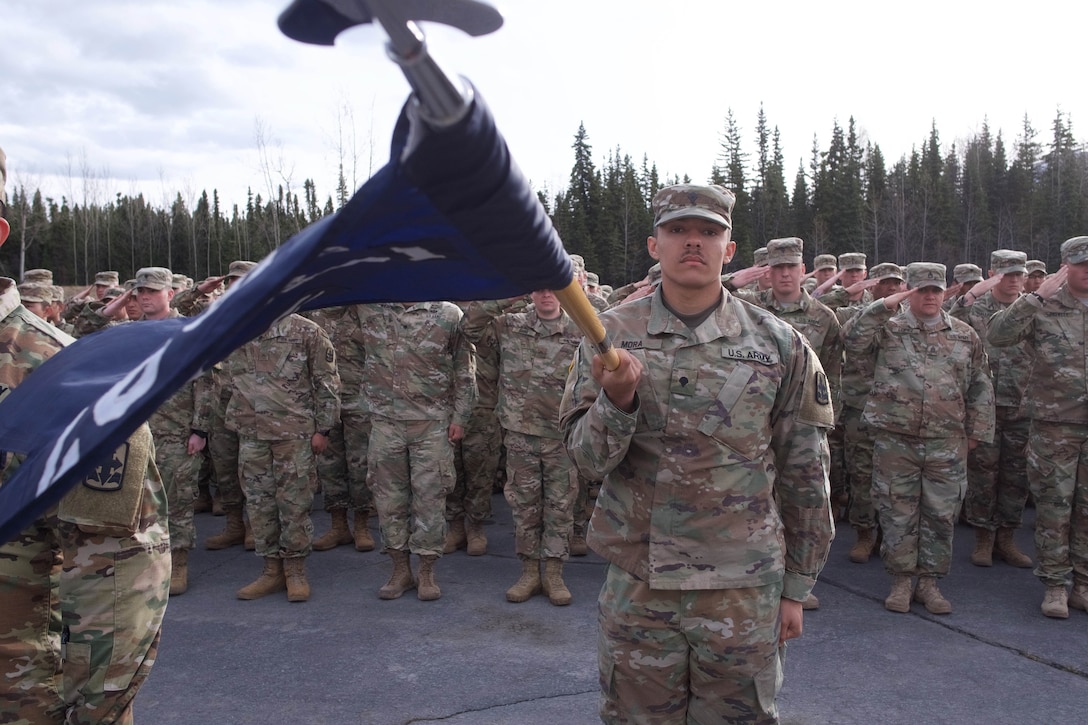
top-left (3, 0), bottom-right (1085, 212)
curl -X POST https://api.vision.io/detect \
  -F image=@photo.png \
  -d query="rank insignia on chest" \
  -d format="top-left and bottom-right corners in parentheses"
top-left (815, 372), bottom-right (830, 405)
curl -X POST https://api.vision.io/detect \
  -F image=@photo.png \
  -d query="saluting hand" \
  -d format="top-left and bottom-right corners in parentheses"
top-left (960, 274), bottom-right (1002, 305)
top-left (592, 348), bottom-right (642, 414)
top-left (728, 265), bottom-right (769, 290)
top-left (1035, 266), bottom-right (1068, 299)
top-left (883, 287), bottom-right (916, 310)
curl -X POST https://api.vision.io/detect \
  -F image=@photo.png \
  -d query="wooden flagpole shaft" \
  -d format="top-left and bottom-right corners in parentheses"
top-left (553, 279), bottom-right (620, 371)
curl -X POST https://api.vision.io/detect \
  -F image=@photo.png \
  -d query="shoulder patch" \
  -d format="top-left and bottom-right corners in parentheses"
top-left (84, 441), bottom-right (130, 492)
top-left (815, 371), bottom-right (830, 405)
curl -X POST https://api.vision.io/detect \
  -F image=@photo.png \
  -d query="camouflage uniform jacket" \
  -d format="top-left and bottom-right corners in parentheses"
top-left (146, 309), bottom-right (208, 438)
top-left (949, 291), bottom-right (1032, 409)
top-left (754, 288), bottom-right (843, 388)
top-left (357, 302), bottom-right (476, 425)
top-left (1, 278), bottom-right (74, 479)
top-left (559, 288), bottom-right (835, 600)
top-left (460, 299), bottom-right (527, 410)
top-left (492, 309), bottom-right (582, 439)
top-left (306, 306), bottom-right (368, 415)
top-left (842, 301), bottom-right (995, 441)
top-left (987, 289), bottom-right (1088, 424)
top-left (223, 313), bottom-right (341, 439)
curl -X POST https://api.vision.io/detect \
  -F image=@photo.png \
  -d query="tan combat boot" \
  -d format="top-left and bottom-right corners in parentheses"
top-left (1069, 583), bottom-right (1088, 613)
top-left (378, 549), bottom-right (415, 600)
top-left (353, 510), bottom-right (375, 552)
top-left (205, 509), bottom-right (245, 550)
top-left (848, 527), bottom-right (876, 564)
top-left (506, 558), bottom-right (542, 603)
top-left (465, 519), bottom-right (487, 556)
top-left (542, 558), bottom-right (572, 606)
top-left (417, 555), bottom-right (441, 601)
top-left (212, 494), bottom-right (224, 516)
top-left (237, 557), bottom-right (287, 600)
top-left (1041, 585), bottom-right (1069, 619)
top-left (443, 517), bottom-right (467, 554)
top-left (170, 549), bottom-right (189, 596)
top-left (994, 527), bottom-right (1032, 568)
top-left (884, 575), bottom-right (913, 613)
top-left (283, 557), bottom-right (311, 602)
top-left (913, 576), bottom-right (952, 614)
top-left (970, 527), bottom-right (995, 567)
top-left (313, 509), bottom-right (353, 551)
top-left (569, 533), bottom-right (588, 557)
top-left (194, 485), bottom-right (213, 514)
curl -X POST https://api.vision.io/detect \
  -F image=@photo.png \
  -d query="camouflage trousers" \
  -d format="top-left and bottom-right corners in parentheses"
top-left (965, 406), bottom-right (1029, 531)
top-left (368, 417), bottom-right (455, 556)
top-left (0, 515), bottom-right (170, 725)
top-left (238, 437), bottom-right (316, 559)
top-left (207, 403), bottom-right (242, 512)
top-left (1025, 421), bottom-right (1088, 588)
top-left (155, 433), bottom-right (203, 551)
top-left (572, 473), bottom-right (593, 539)
top-left (318, 409), bottom-right (374, 513)
top-left (503, 430), bottom-right (576, 560)
top-left (872, 431), bottom-right (967, 577)
top-left (598, 564), bottom-right (784, 724)
top-left (828, 420), bottom-right (847, 505)
top-left (446, 405), bottom-right (499, 523)
top-left (843, 406), bottom-right (877, 529)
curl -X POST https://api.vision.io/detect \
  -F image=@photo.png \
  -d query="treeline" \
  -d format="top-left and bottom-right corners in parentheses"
top-left (2, 109), bottom-right (1086, 287)
top-left (551, 109), bottom-right (1088, 285)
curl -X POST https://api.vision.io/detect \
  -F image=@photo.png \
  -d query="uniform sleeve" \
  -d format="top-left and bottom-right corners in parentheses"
top-left (449, 319), bottom-right (477, 427)
top-left (963, 335), bottom-right (996, 444)
top-left (769, 333), bottom-right (835, 602)
top-left (987, 294), bottom-right (1042, 347)
top-left (191, 368), bottom-right (215, 432)
top-left (558, 338), bottom-right (640, 482)
top-left (308, 326), bottom-right (342, 433)
top-left (840, 299), bottom-right (894, 355)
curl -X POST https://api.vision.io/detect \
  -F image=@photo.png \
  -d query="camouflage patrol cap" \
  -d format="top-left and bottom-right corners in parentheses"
top-left (586, 271), bottom-right (599, 285)
top-left (16, 283), bottom-right (51, 303)
top-left (1060, 236), bottom-right (1088, 265)
top-left (124, 278), bottom-right (137, 291)
top-left (906, 262), bottom-right (947, 290)
top-left (989, 249), bottom-right (1027, 274)
top-left (135, 266), bottom-right (173, 290)
top-left (50, 285), bottom-right (65, 302)
top-left (766, 237), bottom-right (804, 266)
top-left (952, 264), bottom-right (983, 284)
top-left (652, 184), bottom-right (734, 230)
top-left (1026, 259), bottom-right (1047, 276)
top-left (813, 254), bottom-right (837, 271)
top-left (568, 254), bottom-right (585, 272)
top-left (22, 268), bottom-right (53, 285)
top-left (600, 284), bottom-right (613, 296)
top-left (838, 253), bottom-right (866, 270)
top-left (171, 273), bottom-right (189, 290)
top-left (870, 263), bottom-right (904, 281)
top-left (95, 270), bottom-right (120, 287)
top-left (753, 247), bottom-right (769, 267)
top-left (102, 286), bottom-right (125, 301)
top-left (226, 260), bottom-right (258, 278)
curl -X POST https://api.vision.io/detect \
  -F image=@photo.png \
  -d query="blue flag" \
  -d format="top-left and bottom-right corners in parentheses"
top-left (0, 90), bottom-right (573, 542)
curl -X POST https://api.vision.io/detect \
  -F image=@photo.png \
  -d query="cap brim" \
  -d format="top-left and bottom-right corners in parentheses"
top-left (1064, 252), bottom-right (1088, 265)
top-left (655, 208), bottom-right (731, 230)
top-left (996, 265), bottom-right (1027, 274)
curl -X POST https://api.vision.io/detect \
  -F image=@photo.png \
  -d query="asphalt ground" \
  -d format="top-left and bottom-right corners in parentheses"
top-left (138, 497), bottom-right (1088, 724)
